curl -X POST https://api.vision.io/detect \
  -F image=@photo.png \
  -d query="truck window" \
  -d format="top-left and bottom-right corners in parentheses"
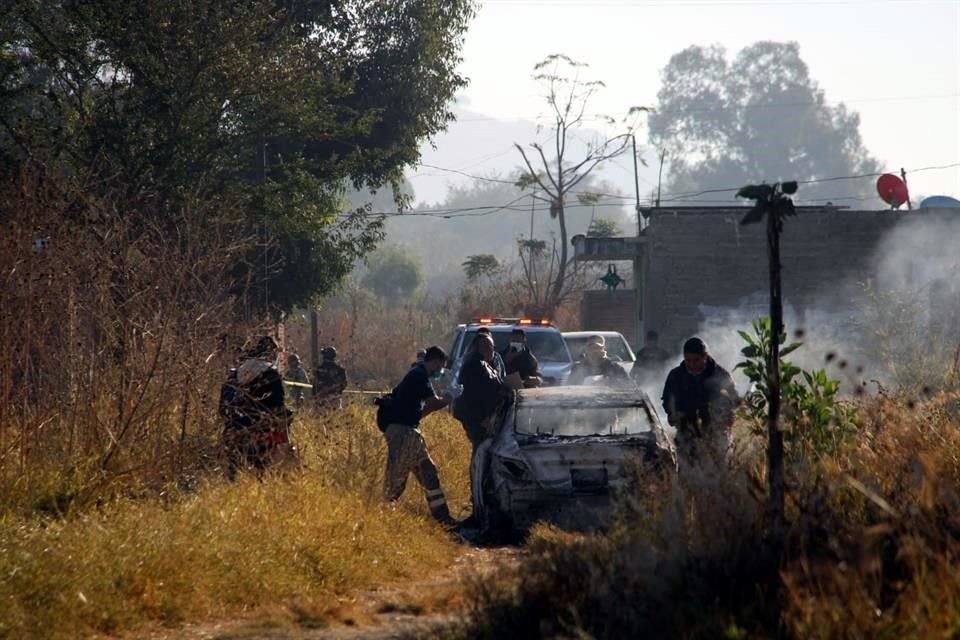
top-left (447, 330), bottom-right (463, 368)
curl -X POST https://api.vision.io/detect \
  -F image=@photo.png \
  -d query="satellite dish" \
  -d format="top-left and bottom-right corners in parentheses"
top-left (918, 195), bottom-right (960, 209)
top-left (876, 173), bottom-right (909, 208)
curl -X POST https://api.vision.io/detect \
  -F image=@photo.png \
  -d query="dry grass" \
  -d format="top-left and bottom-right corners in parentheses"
top-left (0, 405), bottom-right (473, 640)
top-left (461, 392), bottom-right (960, 639)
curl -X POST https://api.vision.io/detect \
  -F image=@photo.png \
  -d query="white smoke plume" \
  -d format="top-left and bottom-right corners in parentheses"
top-left (634, 212), bottom-right (960, 407)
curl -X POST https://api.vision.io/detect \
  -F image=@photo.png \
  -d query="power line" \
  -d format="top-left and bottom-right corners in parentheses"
top-left (364, 161), bottom-right (960, 220)
top-left (410, 162), bottom-right (636, 202)
top-left (661, 163), bottom-right (960, 202)
top-left (414, 163), bottom-right (517, 184)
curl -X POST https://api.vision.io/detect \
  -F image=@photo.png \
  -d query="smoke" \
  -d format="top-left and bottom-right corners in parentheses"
top-left (636, 212), bottom-right (960, 406)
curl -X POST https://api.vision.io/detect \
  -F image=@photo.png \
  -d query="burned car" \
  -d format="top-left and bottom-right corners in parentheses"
top-left (471, 386), bottom-right (676, 535)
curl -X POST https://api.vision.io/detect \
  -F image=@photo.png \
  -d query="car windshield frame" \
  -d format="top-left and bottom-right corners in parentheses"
top-left (459, 328), bottom-right (572, 363)
top-left (513, 402), bottom-right (655, 437)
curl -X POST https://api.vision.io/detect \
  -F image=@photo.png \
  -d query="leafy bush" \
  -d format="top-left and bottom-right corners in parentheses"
top-left (736, 317), bottom-right (859, 460)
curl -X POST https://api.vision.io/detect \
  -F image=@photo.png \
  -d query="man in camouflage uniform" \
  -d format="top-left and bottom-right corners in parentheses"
top-left (219, 335), bottom-right (293, 479)
top-left (313, 346), bottom-right (347, 410)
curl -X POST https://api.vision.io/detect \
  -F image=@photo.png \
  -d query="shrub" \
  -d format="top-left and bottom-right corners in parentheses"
top-left (737, 317), bottom-right (859, 461)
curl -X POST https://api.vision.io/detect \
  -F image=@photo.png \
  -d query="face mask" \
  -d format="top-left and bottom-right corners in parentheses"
top-left (431, 367), bottom-right (445, 379)
top-left (510, 342), bottom-right (523, 351)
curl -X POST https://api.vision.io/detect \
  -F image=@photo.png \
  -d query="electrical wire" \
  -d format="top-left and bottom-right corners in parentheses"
top-left (367, 161), bottom-right (960, 220)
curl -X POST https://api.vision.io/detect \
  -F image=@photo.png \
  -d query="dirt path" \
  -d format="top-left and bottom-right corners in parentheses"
top-left (136, 541), bottom-right (522, 640)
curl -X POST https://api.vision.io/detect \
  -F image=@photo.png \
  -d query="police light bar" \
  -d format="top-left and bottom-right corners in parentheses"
top-left (469, 316), bottom-right (552, 327)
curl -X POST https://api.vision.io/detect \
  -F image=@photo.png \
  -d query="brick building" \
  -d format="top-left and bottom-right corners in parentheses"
top-left (576, 205), bottom-right (960, 354)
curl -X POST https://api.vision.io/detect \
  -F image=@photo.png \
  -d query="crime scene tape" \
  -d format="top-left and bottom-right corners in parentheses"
top-left (281, 380), bottom-right (387, 395)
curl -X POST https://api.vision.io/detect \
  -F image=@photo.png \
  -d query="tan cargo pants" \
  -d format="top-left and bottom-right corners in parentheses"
top-left (383, 424), bottom-right (451, 522)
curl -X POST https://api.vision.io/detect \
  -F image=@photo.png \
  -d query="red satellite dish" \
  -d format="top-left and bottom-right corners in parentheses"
top-left (876, 173), bottom-right (909, 207)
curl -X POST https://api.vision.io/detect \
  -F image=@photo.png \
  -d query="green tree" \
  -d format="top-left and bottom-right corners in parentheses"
top-left (361, 245), bottom-right (423, 303)
top-left (650, 42), bottom-right (880, 203)
top-left (586, 217), bottom-right (622, 237)
top-left (1, 0), bottom-right (475, 311)
top-left (462, 254), bottom-right (500, 282)
top-left (514, 54), bottom-right (647, 312)
top-left (384, 173), bottom-right (629, 296)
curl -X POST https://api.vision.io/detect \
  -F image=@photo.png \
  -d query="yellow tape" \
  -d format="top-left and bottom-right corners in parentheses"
top-left (281, 381), bottom-right (387, 395)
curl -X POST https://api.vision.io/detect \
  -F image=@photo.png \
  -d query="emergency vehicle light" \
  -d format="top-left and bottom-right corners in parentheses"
top-left (469, 316), bottom-right (553, 327)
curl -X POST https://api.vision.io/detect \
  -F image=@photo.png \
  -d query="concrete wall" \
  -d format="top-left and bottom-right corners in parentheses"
top-left (639, 206), bottom-right (959, 352)
top-left (581, 288), bottom-right (638, 347)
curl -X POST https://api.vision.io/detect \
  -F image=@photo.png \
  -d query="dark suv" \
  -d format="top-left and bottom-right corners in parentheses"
top-left (441, 318), bottom-right (574, 399)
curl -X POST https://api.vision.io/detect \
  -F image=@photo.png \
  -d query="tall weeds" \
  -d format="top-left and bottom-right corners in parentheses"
top-left (463, 392), bottom-right (960, 639)
top-left (0, 404), bottom-right (473, 639)
top-left (1, 166), bottom-right (259, 513)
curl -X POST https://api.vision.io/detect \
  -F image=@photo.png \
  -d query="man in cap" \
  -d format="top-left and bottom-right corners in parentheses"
top-left (501, 328), bottom-right (542, 388)
top-left (314, 346), bottom-right (347, 410)
top-left (381, 346), bottom-right (456, 526)
top-left (661, 336), bottom-right (737, 467)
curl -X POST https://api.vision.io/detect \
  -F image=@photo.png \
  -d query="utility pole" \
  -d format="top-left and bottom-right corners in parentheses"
top-left (631, 134), bottom-right (641, 225)
top-left (310, 309), bottom-right (319, 374)
top-left (900, 167), bottom-right (913, 210)
top-left (261, 138), bottom-right (269, 313)
top-left (736, 180), bottom-right (799, 550)
top-left (529, 189), bottom-right (536, 242)
top-left (631, 133), bottom-right (644, 347)
top-left (656, 148), bottom-right (666, 208)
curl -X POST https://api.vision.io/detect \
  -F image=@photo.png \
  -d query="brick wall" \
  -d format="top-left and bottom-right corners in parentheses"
top-left (580, 288), bottom-right (638, 347)
top-left (641, 207), bottom-right (959, 351)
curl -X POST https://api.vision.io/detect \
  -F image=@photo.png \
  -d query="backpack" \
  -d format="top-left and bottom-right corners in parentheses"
top-left (219, 368), bottom-right (252, 430)
top-left (373, 393), bottom-right (395, 432)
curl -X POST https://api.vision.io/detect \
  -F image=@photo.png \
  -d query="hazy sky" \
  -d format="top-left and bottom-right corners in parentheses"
top-left (427, 0), bottom-right (960, 204)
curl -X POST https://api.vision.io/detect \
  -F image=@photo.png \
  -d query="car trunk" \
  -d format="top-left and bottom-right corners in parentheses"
top-left (515, 437), bottom-right (650, 493)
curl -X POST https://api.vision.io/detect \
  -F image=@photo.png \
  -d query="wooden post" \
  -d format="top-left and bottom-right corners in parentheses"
top-left (766, 208), bottom-right (785, 539)
top-left (310, 309), bottom-right (319, 373)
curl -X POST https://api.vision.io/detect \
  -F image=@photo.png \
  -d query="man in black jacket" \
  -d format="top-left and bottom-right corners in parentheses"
top-left (661, 337), bottom-right (737, 466)
top-left (454, 334), bottom-right (508, 527)
top-left (382, 346), bottom-right (455, 526)
top-left (456, 334), bottom-right (504, 447)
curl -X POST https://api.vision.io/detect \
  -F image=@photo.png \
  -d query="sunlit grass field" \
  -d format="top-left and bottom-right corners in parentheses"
top-left (0, 404), bottom-right (473, 639)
